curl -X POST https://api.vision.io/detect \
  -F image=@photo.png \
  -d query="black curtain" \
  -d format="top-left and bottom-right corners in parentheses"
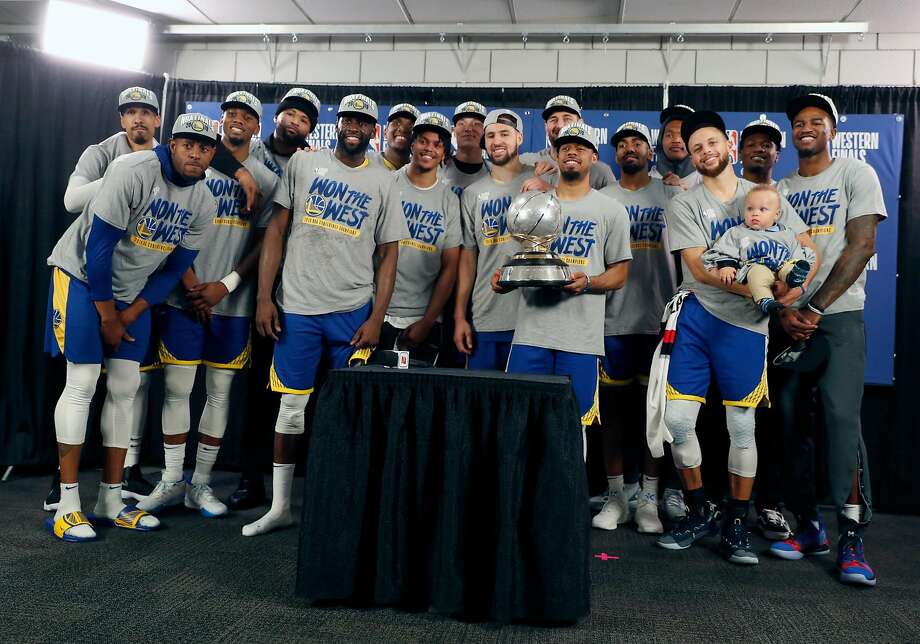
top-left (2, 42), bottom-right (915, 513)
top-left (0, 43), bottom-right (163, 468)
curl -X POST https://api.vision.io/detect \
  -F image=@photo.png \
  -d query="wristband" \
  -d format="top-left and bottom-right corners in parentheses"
top-left (581, 274), bottom-right (592, 294)
top-left (806, 301), bottom-right (824, 316)
top-left (220, 271), bottom-right (242, 293)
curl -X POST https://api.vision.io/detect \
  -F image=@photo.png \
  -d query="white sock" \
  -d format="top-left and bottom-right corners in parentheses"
top-left (607, 474), bottom-right (624, 497)
top-left (242, 463), bottom-right (295, 537)
top-left (843, 503), bottom-right (861, 523)
top-left (163, 442), bottom-right (186, 483)
top-left (124, 372), bottom-right (150, 468)
top-left (641, 475), bottom-right (659, 499)
top-left (191, 442), bottom-right (220, 486)
top-left (58, 483), bottom-right (81, 516)
top-left (94, 482), bottom-right (125, 518)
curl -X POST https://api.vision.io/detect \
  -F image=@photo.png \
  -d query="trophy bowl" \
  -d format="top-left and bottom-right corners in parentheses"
top-left (497, 191), bottom-right (574, 288)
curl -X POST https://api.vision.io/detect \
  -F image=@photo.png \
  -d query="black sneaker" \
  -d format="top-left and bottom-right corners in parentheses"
top-left (43, 470), bottom-right (61, 512)
top-left (720, 518), bottom-right (760, 565)
top-left (122, 465), bottom-right (155, 501)
top-left (757, 507), bottom-right (792, 540)
top-left (656, 501), bottom-right (720, 550)
top-left (227, 473), bottom-right (267, 511)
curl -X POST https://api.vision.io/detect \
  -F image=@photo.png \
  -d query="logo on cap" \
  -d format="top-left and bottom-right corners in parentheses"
top-left (461, 103), bottom-right (478, 112)
top-left (549, 96), bottom-right (576, 108)
top-left (352, 98), bottom-right (366, 109)
top-left (231, 93), bottom-right (249, 104)
top-left (129, 89), bottom-right (144, 100)
top-left (567, 126), bottom-right (584, 136)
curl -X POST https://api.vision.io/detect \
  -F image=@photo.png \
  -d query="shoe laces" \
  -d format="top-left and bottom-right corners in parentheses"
top-left (840, 532), bottom-right (866, 562)
top-left (762, 508), bottom-right (788, 526)
top-left (665, 493), bottom-right (686, 511)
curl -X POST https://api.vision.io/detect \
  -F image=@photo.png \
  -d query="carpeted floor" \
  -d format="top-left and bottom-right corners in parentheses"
top-left (2, 470), bottom-right (918, 643)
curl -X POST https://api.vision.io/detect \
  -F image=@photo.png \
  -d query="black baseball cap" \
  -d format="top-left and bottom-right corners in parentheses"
top-left (680, 110), bottom-right (728, 146)
top-left (785, 93), bottom-right (839, 126)
top-left (659, 104), bottom-right (695, 125)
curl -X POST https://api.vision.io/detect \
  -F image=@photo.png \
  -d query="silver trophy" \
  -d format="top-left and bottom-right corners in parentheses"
top-left (498, 191), bottom-right (574, 288)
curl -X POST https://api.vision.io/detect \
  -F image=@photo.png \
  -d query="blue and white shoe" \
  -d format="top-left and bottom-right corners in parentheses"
top-left (838, 531), bottom-right (877, 587)
top-left (185, 482), bottom-right (228, 518)
top-left (770, 517), bottom-right (831, 560)
top-left (656, 501), bottom-right (720, 550)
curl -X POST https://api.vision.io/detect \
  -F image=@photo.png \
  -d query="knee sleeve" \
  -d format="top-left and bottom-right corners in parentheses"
top-left (198, 367), bottom-right (237, 440)
top-left (664, 399), bottom-right (702, 469)
top-left (726, 406), bottom-right (758, 477)
top-left (275, 393), bottom-right (310, 435)
top-left (162, 364), bottom-right (197, 436)
top-left (101, 359), bottom-right (141, 449)
top-left (54, 362), bottom-right (101, 445)
top-left (131, 371), bottom-right (151, 441)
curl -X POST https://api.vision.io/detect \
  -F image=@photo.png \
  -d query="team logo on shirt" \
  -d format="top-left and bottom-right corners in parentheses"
top-left (130, 198), bottom-right (195, 252)
top-left (206, 176), bottom-right (250, 227)
top-left (300, 176), bottom-right (371, 237)
top-left (739, 235), bottom-right (792, 271)
top-left (479, 194), bottom-right (512, 245)
top-left (135, 216), bottom-right (156, 241)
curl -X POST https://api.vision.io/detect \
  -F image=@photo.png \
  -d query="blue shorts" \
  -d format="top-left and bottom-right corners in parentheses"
top-left (666, 295), bottom-right (768, 407)
top-left (44, 267), bottom-right (151, 365)
top-left (601, 334), bottom-right (660, 386)
top-left (467, 330), bottom-right (514, 371)
top-left (270, 302), bottom-right (372, 394)
top-left (159, 306), bottom-right (251, 370)
top-left (506, 344), bottom-right (600, 425)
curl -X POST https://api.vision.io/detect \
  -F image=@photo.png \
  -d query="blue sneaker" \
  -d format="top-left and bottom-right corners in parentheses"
top-left (656, 501), bottom-right (720, 550)
top-left (837, 531), bottom-right (877, 587)
top-left (770, 517), bottom-right (831, 560)
top-left (786, 259), bottom-right (811, 288)
top-left (720, 518), bottom-right (759, 565)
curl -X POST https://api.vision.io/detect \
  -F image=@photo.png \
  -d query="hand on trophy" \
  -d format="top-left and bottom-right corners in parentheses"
top-left (562, 272), bottom-right (589, 294)
top-left (491, 268), bottom-right (516, 294)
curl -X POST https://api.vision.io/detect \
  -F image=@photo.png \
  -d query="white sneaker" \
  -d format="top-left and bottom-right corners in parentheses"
top-left (636, 492), bottom-right (664, 534)
top-left (137, 479), bottom-right (185, 512)
top-left (592, 492), bottom-right (632, 530)
top-left (661, 487), bottom-right (688, 522)
top-left (185, 483), bottom-right (228, 518)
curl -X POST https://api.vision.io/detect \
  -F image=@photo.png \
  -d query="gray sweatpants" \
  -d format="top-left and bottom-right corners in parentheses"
top-left (773, 310), bottom-right (873, 526)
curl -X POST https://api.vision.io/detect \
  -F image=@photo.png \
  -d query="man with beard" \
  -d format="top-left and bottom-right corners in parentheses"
top-left (370, 103), bottom-right (420, 172)
top-left (740, 116), bottom-right (783, 185)
top-left (656, 111), bottom-right (817, 565)
top-left (243, 94), bottom-right (408, 537)
top-left (441, 101), bottom-right (489, 197)
top-left (770, 93), bottom-right (885, 587)
top-left (737, 115), bottom-right (792, 542)
top-left (374, 112), bottom-right (461, 366)
top-left (141, 92), bottom-right (279, 519)
top-left (44, 113), bottom-right (218, 541)
top-left (216, 87), bottom-right (323, 512)
top-left (594, 121), bottom-right (679, 534)
top-left (649, 104), bottom-right (701, 190)
top-left (454, 110), bottom-right (536, 370)
top-left (520, 95), bottom-right (616, 191)
top-left (46, 86), bottom-right (163, 512)
top-left (494, 122), bottom-right (631, 450)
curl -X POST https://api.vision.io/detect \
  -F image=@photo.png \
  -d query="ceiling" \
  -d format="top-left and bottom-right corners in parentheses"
top-left (1, 0), bottom-right (917, 33)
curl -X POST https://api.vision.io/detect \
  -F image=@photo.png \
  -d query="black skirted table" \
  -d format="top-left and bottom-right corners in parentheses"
top-left (294, 366), bottom-right (591, 624)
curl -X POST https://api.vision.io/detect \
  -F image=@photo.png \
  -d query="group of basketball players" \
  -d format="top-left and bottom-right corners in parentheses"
top-left (43, 84), bottom-right (883, 588)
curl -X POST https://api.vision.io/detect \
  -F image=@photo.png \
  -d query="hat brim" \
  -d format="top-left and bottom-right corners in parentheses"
top-left (786, 95), bottom-right (837, 125)
top-left (541, 106), bottom-right (581, 121)
top-left (659, 106), bottom-right (694, 125)
top-left (680, 111), bottom-right (728, 146)
top-left (172, 132), bottom-right (217, 144)
top-left (553, 134), bottom-right (597, 153)
top-left (740, 125), bottom-right (782, 149)
top-left (221, 101), bottom-right (261, 120)
top-left (119, 102), bottom-right (159, 115)
top-left (387, 110), bottom-right (418, 123)
top-left (337, 110), bottom-right (377, 123)
top-left (413, 123), bottom-right (452, 140)
top-left (452, 112), bottom-right (486, 124)
top-left (610, 129), bottom-right (650, 148)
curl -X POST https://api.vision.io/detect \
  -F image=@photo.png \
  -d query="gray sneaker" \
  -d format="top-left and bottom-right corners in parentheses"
top-left (137, 478), bottom-right (185, 512)
top-left (657, 501), bottom-right (719, 550)
top-left (661, 487), bottom-right (688, 522)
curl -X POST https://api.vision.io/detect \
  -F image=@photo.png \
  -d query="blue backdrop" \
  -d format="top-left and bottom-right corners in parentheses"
top-left (188, 101), bottom-right (902, 385)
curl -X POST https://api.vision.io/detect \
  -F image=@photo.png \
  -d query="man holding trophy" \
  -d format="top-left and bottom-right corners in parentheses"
top-left (491, 122), bottom-right (632, 433)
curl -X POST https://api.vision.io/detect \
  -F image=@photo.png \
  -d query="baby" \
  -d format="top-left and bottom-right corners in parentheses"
top-left (703, 184), bottom-right (814, 314)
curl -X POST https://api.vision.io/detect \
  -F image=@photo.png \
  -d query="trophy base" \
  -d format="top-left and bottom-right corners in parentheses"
top-left (497, 253), bottom-right (574, 288)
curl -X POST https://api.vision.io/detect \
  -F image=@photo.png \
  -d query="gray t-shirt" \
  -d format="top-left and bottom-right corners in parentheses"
top-left (166, 155), bottom-right (279, 317)
top-left (520, 147), bottom-right (616, 190)
top-left (600, 178), bottom-right (679, 335)
top-left (388, 169), bottom-right (462, 317)
top-left (367, 150), bottom-right (402, 172)
top-left (666, 177), bottom-right (808, 334)
top-left (250, 137), bottom-right (291, 178)
top-left (702, 223), bottom-right (812, 274)
top-left (460, 165), bottom-right (537, 332)
top-left (71, 132), bottom-right (158, 182)
top-left (511, 190), bottom-right (632, 355)
top-left (272, 148), bottom-right (409, 316)
top-left (48, 150), bottom-right (214, 302)
top-left (778, 157), bottom-right (887, 315)
top-left (441, 157), bottom-right (490, 197)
